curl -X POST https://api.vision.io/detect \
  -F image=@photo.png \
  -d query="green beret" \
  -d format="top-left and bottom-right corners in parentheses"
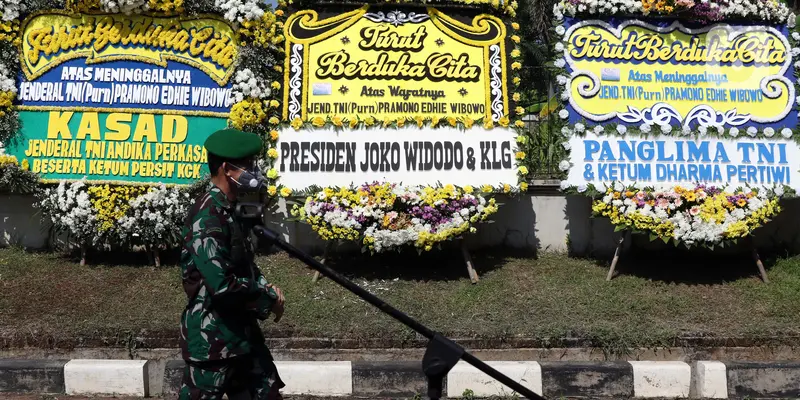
top-left (204, 128), bottom-right (262, 159)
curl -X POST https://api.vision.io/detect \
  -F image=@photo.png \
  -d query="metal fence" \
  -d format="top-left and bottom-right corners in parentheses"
top-left (518, 66), bottom-right (567, 180)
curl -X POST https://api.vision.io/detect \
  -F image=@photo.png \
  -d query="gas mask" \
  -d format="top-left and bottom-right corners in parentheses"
top-left (226, 162), bottom-right (266, 192)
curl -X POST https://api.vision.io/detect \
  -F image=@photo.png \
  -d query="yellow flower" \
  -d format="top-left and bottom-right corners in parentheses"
top-left (431, 116), bottom-right (441, 126)
top-left (280, 187), bottom-right (292, 197)
top-left (267, 148), bottom-right (279, 158)
top-left (519, 182), bottom-right (529, 191)
top-left (291, 117), bottom-right (303, 130)
top-left (513, 93), bottom-right (521, 102)
top-left (515, 120), bottom-right (525, 128)
top-left (20, 159), bottom-right (29, 170)
top-left (515, 151), bottom-right (525, 159)
top-left (274, 65), bottom-right (283, 73)
top-left (513, 76), bottom-right (521, 85)
top-left (511, 61), bottom-right (522, 70)
top-left (383, 117), bottom-right (393, 128)
top-left (462, 117), bottom-right (474, 129)
top-left (332, 115), bottom-right (344, 127)
top-left (312, 116), bottom-right (326, 127)
top-left (463, 185), bottom-right (474, 194)
top-left (483, 118), bottom-right (494, 129)
top-left (396, 117), bottom-right (406, 127)
top-left (267, 185), bottom-right (277, 196)
top-left (268, 116), bottom-right (280, 125)
top-left (482, 184), bottom-right (493, 193)
top-left (271, 81), bottom-right (281, 90)
top-left (447, 117), bottom-right (457, 127)
top-left (229, 98), bottom-right (267, 129)
top-left (267, 168), bottom-right (279, 179)
top-left (511, 49), bottom-right (521, 58)
top-left (511, 35), bottom-right (520, 43)
top-left (270, 100), bottom-right (280, 108)
top-left (512, 22), bottom-right (520, 30)
top-left (275, 9), bottom-right (284, 16)
top-left (270, 130), bottom-right (279, 141)
top-left (415, 116), bottom-right (425, 127)
top-left (503, 183), bottom-right (511, 193)
top-left (518, 166), bottom-right (528, 175)
top-left (499, 116), bottom-right (510, 127)
top-left (737, 198), bottom-right (747, 207)
top-left (515, 107), bottom-right (525, 115)
top-left (349, 117), bottom-right (359, 128)
top-left (365, 116), bottom-right (376, 127)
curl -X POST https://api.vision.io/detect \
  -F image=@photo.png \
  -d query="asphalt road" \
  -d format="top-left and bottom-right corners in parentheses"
top-left (2, 396), bottom-right (371, 400)
top-left (0, 396), bottom-right (422, 400)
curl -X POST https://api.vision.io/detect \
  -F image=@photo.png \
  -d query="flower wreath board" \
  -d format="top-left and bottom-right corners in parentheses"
top-left (0, 0), bottom-right (284, 265)
top-left (273, 0), bottom-right (528, 282)
top-left (551, 0), bottom-right (800, 281)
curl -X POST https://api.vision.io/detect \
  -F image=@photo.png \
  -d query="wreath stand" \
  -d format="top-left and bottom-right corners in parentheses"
top-left (605, 231), bottom-right (769, 283)
top-left (310, 238), bottom-right (480, 284)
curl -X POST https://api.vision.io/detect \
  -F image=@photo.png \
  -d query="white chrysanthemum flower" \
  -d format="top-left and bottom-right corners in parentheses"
top-left (661, 124), bottom-right (672, 134)
top-left (554, 58), bottom-right (566, 68)
top-left (0, 0), bottom-right (21, 21)
top-left (100, 0), bottom-right (150, 13)
top-left (781, 128), bottom-right (793, 138)
top-left (555, 42), bottom-right (565, 52)
top-left (558, 160), bottom-right (571, 171)
top-left (616, 125), bottom-right (627, 135)
top-left (747, 126), bottom-right (758, 137)
top-left (215, 0), bottom-right (265, 25)
top-left (574, 123), bottom-right (585, 133)
top-left (594, 125), bottom-right (604, 133)
top-left (231, 68), bottom-right (272, 102)
top-left (698, 126), bottom-right (708, 136)
top-left (560, 180), bottom-right (570, 190)
top-left (562, 141), bottom-right (572, 150)
top-left (555, 25), bottom-right (566, 36)
top-left (0, 64), bottom-right (17, 93)
top-left (764, 127), bottom-right (775, 137)
top-left (559, 109), bottom-right (569, 119)
top-left (640, 123), bottom-right (652, 133)
top-left (577, 184), bottom-right (587, 193)
top-left (729, 127), bottom-right (740, 137)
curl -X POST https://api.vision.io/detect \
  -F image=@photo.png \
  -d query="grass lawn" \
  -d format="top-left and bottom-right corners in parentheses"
top-left (1, 244), bottom-right (800, 353)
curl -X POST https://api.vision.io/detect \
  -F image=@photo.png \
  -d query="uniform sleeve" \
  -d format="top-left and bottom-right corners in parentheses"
top-left (246, 267), bottom-right (278, 320)
top-left (188, 211), bottom-right (260, 309)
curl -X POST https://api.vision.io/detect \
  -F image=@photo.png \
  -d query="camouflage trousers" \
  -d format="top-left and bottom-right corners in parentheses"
top-left (178, 351), bottom-right (285, 400)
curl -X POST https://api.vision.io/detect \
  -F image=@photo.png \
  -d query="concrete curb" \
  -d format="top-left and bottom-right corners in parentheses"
top-left (0, 359), bottom-right (68, 394)
top-left (726, 361), bottom-right (800, 399)
top-left (5, 359), bottom-right (800, 398)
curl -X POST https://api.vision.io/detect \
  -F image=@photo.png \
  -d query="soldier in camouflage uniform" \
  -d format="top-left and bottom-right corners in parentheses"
top-left (179, 128), bottom-right (286, 400)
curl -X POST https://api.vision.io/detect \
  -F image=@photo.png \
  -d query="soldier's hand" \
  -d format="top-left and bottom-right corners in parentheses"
top-left (268, 284), bottom-right (285, 322)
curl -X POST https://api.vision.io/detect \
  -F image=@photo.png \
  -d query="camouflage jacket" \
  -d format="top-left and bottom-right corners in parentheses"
top-left (179, 186), bottom-right (277, 362)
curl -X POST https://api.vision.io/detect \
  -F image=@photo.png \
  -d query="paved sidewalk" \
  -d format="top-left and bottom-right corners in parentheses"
top-left (3, 396), bottom-right (160, 400)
